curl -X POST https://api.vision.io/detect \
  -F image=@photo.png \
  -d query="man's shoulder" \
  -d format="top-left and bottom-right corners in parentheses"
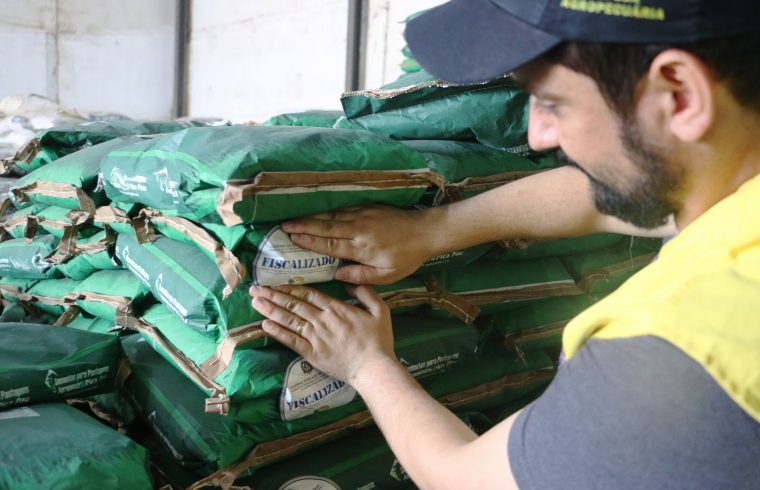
top-left (508, 335), bottom-right (760, 490)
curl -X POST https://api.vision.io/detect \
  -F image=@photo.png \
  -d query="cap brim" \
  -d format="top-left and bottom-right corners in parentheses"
top-left (406, 0), bottom-right (561, 84)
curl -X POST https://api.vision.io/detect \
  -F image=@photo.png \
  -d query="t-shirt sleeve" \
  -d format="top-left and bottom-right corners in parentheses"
top-left (508, 336), bottom-right (760, 490)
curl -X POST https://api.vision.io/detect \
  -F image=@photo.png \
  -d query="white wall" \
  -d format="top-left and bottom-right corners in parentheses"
top-left (364, 0), bottom-right (446, 88)
top-left (0, 0), bottom-right (447, 122)
top-left (187, 0), bottom-right (348, 123)
top-left (0, 0), bottom-right (177, 120)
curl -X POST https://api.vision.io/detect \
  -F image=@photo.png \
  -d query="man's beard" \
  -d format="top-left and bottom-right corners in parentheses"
top-left (558, 120), bottom-right (682, 229)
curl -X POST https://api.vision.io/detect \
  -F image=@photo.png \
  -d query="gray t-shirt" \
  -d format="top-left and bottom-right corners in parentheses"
top-left (509, 336), bottom-right (760, 489)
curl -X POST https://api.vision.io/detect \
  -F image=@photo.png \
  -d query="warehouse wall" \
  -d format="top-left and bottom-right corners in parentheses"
top-left (364, 0), bottom-right (445, 88)
top-left (185, 0), bottom-right (446, 123)
top-left (0, 0), bottom-right (177, 119)
top-left (186, 0), bottom-right (349, 123)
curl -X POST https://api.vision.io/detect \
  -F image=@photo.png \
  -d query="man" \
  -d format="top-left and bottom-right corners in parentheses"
top-left (250, 1), bottom-right (760, 488)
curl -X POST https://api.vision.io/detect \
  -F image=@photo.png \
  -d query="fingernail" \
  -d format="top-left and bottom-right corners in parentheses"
top-left (253, 297), bottom-right (265, 307)
top-left (249, 285), bottom-right (259, 295)
top-left (281, 222), bottom-right (294, 232)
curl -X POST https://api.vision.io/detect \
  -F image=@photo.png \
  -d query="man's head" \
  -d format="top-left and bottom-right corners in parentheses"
top-left (406, 1), bottom-right (760, 228)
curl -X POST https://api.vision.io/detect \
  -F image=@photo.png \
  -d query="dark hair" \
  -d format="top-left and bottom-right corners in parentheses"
top-left (543, 33), bottom-right (760, 119)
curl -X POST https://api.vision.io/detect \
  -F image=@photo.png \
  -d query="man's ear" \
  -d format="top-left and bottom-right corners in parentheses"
top-left (646, 49), bottom-right (715, 142)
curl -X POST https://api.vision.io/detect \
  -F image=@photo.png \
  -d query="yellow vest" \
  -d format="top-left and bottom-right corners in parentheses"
top-left (563, 172), bottom-right (760, 422)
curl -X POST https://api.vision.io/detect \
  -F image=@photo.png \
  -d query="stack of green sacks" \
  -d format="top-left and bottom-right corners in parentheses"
top-left (8, 119), bottom-right (210, 173)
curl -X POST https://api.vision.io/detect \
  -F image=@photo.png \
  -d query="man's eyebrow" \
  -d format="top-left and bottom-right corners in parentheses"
top-left (512, 74), bottom-right (564, 101)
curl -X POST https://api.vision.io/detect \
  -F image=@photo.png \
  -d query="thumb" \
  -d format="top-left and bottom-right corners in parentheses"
top-left (346, 285), bottom-right (388, 318)
top-left (335, 264), bottom-right (394, 285)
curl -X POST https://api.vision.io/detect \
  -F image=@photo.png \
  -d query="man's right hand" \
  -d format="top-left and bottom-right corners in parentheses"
top-left (281, 205), bottom-right (435, 285)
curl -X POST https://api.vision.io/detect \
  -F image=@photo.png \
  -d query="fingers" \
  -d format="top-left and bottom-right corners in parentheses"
top-left (288, 234), bottom-right (363, 261)
top-left (251, 296), bottom-right (317, 338)
top-left (346, 285), bottom-right (388, 318)
top-left (335, 264), bottom-right (395, 285)
top-left (270, 285), bottom-right (343, 311)
top-left (250, 285), bottom-right (323, 318)
top-left (261, 320), bottom-right (313, 357)
top-left (281, 216), bottom-right (357, 237)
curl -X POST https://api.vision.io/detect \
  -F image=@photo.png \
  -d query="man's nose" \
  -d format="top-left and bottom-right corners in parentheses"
top-left (527, 101), bottom-right (559, 152)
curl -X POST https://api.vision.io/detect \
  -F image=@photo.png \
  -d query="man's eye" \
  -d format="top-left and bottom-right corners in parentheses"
top-left (530, 96), bottom-right (559, 115)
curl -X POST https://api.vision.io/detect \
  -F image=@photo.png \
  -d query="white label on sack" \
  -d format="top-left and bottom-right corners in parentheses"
top-left (280, 358), bottom-right (356, 421)
top-left (252, 226), bottom-right (340, 286)
top-left (278, 476), bottom-right (341, 490)
top-left (0, 406), bottom-right (39, 421)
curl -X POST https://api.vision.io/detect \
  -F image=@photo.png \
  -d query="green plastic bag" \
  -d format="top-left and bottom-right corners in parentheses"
top-left (0, 302), bottom-right (55, 324)
top-left (238, 417), bottom-right (490, 490)
top-left (0, 204), bottom-right (46, 239)
top-left (0, 235), bottom-right (62, 279)
top-left (403, 140), bottom-right (563, 202)
top-left (560, 237), bottom-right (663, 297)
top-left (0, 277), bottom-right (39, 301)
top-left (339, 71), bottom-right (531, 154)
top-left (485, 294), bottom-right (598, 354)
top-left (10, 136), bottom-right (146, 212)
top-left (263, 110), bottom-right (345, 128)
top-left (0, 403), bottom-right (152, 489)
top-left (26, 278), bottom-right (81, 316)
top-left (100, 125), bottom-right (440, 226)
top-left (58, 230), bottom-right (121, 280)
top-left (0, 322), bottom-right (120, 408)
top-left (115, 233), bottom-right (257, 331)
top-left (191, 350), bottom-right (556, 488)
top-left (67, 269), bottom-right (152, 322)
top-left (422, 256), bottom-right (583, 317)
top-left (485, 233), bottom-right (625, 262)
top-left (124, 274), bottom-right (467, 409)
top-left (65, 313), bottom-right (122, 335)
top-left (12, 119), bottom-right (207, 173)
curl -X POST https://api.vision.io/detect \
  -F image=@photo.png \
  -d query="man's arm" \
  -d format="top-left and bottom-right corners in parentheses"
top-left (282, 166), bottom-right (676, 284)
top-left (351, 356), bottom-right (522, 490)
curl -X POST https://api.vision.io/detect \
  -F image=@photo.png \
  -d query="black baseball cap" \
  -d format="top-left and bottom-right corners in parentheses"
top-left (406, 0), bottom-right (760, 84)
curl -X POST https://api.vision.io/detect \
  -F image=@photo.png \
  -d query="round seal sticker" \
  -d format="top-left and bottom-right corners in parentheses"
top-left (278, 476), bottom-right (341, 490)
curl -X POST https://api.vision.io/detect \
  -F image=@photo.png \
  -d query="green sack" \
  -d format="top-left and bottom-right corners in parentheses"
top-left (0, 235), bottom-right (62, 279)
top-left (339, 71), bottom-right (531, 154)
top-left (0, 322), bottom-right (120, 408)
top-left (485, 233), bottom-right (625, 262)
top-left (0, 277), bottom-right (39, 302)
top-left (415, 243), bottom-right (495, 274)
top-left (119, 335), bottom-right (269, 475)
top-left (65, 313), bottom-right (122, 335)
top-left (422, 256), bottom-right (583, 317)
top-left (485, 294), bottom-right (598, 354)
top-left (58, 230), bottom-right (121, 280)
top-left (32, 206), bottom-right (95, 240)
top-left (13, 119), bottom-right (207, 173)
top-left (239, 416), bottom-right (487, 490)
top-left (0, 403), bottom-right (152, 490)
top-left (115, 234), bottom-right (258, 332)
top-left (561, 237), bottom-right (663, 297)
top-left (403, 140), bottom-right (563, 202)
top-left (10, 136), bottom-right (146, 212)
top-left (224, 315), bottom-right (480, 425)
top-left (191, 350), bottom-right (556, 488)
top-left (67, 270), bottom-right (152, 322)
top-left (125, 274), bottom-right (463, 408)
top-left (26, 278), bottom-right (81, 316)
top-left (100, 125), bottom-right (439, 226)
top-left (263, 110), bottom-right (345, 128)
top-left (0, 302), bottom-right (55, 324)
top-left (0, 204), bottom-right (46, 239)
